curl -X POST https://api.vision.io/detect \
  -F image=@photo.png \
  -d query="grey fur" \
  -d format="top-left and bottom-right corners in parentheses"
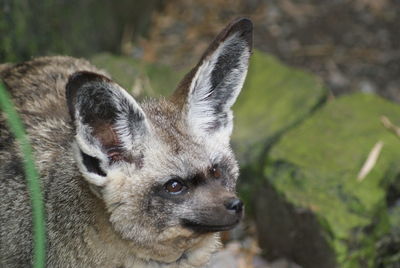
top-left (0, 18), bottom-right (252, 267)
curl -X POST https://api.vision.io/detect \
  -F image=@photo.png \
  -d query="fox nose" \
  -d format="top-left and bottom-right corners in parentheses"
top-left (225, 199), bottom-right (243, 214)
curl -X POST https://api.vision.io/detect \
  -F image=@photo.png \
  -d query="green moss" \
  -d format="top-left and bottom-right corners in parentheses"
top-left (91, 53), bottom-right (184, 98)
top-left (232, 50), bottom-right (327, 165)
top-left (265, 93), bottom-right (400, 266)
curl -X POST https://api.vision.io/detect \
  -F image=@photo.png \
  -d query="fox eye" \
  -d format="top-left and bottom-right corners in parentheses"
top-left (210, 165), bottom-right (222, 178)
top-left (164, 179), bottom-right (185, 194)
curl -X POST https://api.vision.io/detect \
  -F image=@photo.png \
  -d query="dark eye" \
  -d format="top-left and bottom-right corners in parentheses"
top-left (164, 180), bottom-right (185, 194)
top-left (210, 165), bottom-right (222, 178)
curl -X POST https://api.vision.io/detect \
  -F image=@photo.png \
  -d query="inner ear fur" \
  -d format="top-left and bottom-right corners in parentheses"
top-left (66, 71), bottom-right (148, 171)
top-left (173, 18), bottom-right (253, 104)
top-left (171, 17), bottom-right (253, 137)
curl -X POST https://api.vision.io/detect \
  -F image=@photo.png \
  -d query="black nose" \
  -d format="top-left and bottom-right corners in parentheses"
top-left (225, 199), bottom-right (243, 214)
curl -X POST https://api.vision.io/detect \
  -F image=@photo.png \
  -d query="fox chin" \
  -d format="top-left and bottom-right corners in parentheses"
top-left (0, 17), bottom-right (252, 268)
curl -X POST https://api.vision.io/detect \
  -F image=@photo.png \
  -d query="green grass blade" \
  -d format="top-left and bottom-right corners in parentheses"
top-left (0, 81), bottom-right (46, 268)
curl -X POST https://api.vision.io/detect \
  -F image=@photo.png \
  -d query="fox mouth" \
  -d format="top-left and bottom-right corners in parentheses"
top-left (181, 219), bottom-right (240, 233)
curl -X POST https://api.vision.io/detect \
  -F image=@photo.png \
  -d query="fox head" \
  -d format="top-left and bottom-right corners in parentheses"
top-left (66, 18), bottom-right (252, 263)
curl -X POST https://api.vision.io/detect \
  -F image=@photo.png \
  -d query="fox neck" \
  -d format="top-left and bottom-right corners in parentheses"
top-left (83, 194), bottom-right (219, 267)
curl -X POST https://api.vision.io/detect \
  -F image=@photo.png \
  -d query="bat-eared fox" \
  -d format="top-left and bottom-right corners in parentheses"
top-left (0, 18), bottom-right (252, 267)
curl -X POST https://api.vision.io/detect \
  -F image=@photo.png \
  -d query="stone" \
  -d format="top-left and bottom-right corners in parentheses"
top-left (91, 53), bottom-right (184, 99)
top-left (260, 93), bottom-right (400, 267)
top-left (232, 50), bottom-right (327, 166)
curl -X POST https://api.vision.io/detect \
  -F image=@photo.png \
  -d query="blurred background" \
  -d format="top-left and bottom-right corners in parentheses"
top-left (1, 0), bottom-right (400, 267)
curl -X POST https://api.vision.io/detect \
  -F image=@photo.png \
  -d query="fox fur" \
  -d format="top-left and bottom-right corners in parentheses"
top-left (0, 18), bottom-right (252, 267)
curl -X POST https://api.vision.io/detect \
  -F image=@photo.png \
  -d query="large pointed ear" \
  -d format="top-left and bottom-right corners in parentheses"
top-left (172, 18), bottom-right (252, 142)
top-left (66, 71), bottom-right (148, 186)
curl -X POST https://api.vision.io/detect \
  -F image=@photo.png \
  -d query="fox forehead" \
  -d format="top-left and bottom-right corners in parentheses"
top-left (127, 99), bottom-right (234, 182)
top-left (141, 98), bottom-right (189, 154)
top-left (143, 98), bottom-right (231, 156)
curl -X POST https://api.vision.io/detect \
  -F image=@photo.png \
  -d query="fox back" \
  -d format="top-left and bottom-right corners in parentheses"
top-left (0, 18), bottom-right (252, 267)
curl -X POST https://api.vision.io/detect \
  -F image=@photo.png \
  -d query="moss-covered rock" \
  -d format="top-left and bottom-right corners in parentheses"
top-left (232, 50), bottom-right (327, 165)
top-left (91, 53), bottom-right (184, 98)
top-left (231, 50), bottom-right (327, 219)
top-left (261, 93), bottom-right (400, 267)
top-left (375, 178), bottom-right (400, 267)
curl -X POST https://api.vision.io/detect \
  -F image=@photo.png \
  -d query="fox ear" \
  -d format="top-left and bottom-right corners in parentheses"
top-left (66, 71), bottom-right (148, 186)
top-left (172, 18), bottom-right (252, 143)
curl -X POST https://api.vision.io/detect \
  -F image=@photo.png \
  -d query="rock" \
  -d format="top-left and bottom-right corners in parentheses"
top-left (259, 93), bottom-right (400, 267)
top-left (208, 240), bottom-right (277, 268)
top-left (269, 259), bottom-right (302, 268)
top-left (91, 53), bottom-right (184, 99)
top-left (375, 179), bottom-right (400, 267)
top-left (232, 50), bottom-right (327, 166)
top-left (231, 50), bottom-right (327, 216)
top-left (208, 244), bottom-right (240, 268)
